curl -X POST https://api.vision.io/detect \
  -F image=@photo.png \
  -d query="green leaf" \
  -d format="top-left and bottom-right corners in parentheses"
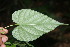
top-left (6, 45), bottom-right (10, 47)
top-left (10, 45), bottom-right (16, 47)
top-left (5, 42), bottom-right (11, 44)
top-left (12, 9), bottom-right (68, 42)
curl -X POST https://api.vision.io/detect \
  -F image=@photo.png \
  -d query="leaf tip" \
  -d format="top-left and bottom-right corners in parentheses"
top-left (63, 24), bottom-right (69, 25)
top-left (60, 24), bottom-right (69, 25)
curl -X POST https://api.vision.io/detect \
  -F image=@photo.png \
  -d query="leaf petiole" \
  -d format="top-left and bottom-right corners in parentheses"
top-left (4, 24), bottom-right (19, 28)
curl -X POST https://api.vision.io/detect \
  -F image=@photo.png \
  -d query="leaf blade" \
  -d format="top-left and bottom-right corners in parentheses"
top-left (12, 9), bottom-right (67, 42)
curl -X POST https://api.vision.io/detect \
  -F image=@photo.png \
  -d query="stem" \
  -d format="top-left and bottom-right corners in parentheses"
top-left (4, 24), bottom-right (19, 29)
top-left (15, 24), bottom-right (19, 25)
top-left (25, 42), bottom-right (34, 47)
